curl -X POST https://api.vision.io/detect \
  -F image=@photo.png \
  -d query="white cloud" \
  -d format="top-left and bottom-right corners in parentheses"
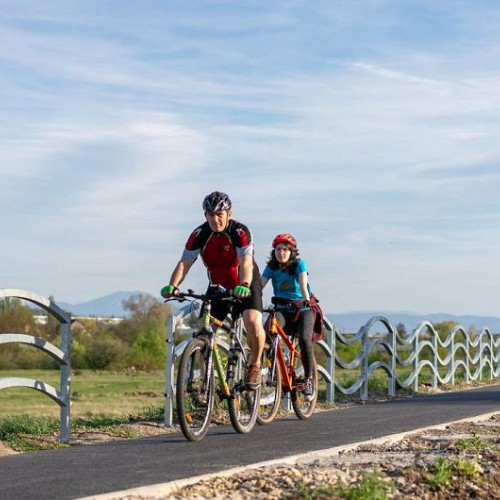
top-left (2, 1), bottom-right (500, 314)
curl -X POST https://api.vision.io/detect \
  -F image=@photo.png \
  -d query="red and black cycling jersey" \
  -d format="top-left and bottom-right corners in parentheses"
top-left (181, 219), bottom-right (256, 290)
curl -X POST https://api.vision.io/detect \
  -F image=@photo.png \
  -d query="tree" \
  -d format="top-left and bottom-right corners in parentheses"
top-left (113, 293), bottom-right (173, 369)
top-left (0, 298), bottom-right (36, 333)
top-left (395, 322), bottom-right (407, 338)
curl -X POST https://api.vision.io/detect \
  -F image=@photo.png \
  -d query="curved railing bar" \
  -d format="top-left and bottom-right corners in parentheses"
top-left (366, 338), bottom-right (394, 356)
top-left (335, 376), bottom-right (365, 396)
top-left (359, 315), bottom-right (395, 335)
top-left (366, 360), bottom-right (392, 378)
top-left (0, 288), bottom-right (70, 324)
top-left (335, 353), bottom-right (363, 370)
top-left (395, 350), bottom-right (417, 367)
top-left (0, 377), bottom-right (66, 406)
top-left (315, 338), bottom-right (333, 359)
top-left (336, 330), bottom-right (364, 345)
top-left (413, 320), bottom-right (439, 337)
top-left (0, 334), bottom-right (66, 363)
top-left (317, 364), bottom-right (331, 385)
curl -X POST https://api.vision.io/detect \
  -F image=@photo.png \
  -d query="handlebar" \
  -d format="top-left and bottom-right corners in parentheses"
top-left (164, 285), bottom-right (236, 303)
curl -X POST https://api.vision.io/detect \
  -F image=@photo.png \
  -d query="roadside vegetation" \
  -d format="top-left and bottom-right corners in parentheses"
top-left (0, 294), bottom-right (172, 371)
top-left (0, 295), bottom-right (498, 460)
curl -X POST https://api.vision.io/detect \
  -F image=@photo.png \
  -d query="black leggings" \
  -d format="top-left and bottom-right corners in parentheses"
top-left (276, 308), bottom-right (315, 379)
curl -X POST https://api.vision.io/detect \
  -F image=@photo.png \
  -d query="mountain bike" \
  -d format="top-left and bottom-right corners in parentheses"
top-left (165, 287), bottom-right (261, 441)
top-left (258, 303), bottom-right (318, 424)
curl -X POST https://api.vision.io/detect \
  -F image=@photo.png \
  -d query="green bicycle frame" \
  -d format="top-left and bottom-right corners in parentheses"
top-left (202, 303), bottom-right (230, 397)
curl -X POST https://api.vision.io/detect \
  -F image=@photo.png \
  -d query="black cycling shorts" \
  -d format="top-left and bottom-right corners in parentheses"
top-left (210, 263), bottom-right (263, 321)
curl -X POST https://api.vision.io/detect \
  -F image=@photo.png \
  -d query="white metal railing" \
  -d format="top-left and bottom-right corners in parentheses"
top-left (165, 307), bottom-right (500, 426)
top-left (334, 316), bottom-right (500, 400)
top-left (0, 289), bottom-right (72, 443)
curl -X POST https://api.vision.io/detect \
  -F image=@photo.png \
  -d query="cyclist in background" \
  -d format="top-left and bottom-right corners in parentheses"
top-left (161, 191), bottom-right (265, 389)
top-left (261, 233), bottom-right (316, 400)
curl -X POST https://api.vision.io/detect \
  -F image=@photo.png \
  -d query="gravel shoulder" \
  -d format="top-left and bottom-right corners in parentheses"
top-left (89, 411), bottom-right (500, 500)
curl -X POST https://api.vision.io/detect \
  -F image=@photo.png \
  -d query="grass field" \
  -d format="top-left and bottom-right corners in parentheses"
top-left (0, 369), bottom-right (165, 418)
top-left (0, 365), bottom-right (472, 420)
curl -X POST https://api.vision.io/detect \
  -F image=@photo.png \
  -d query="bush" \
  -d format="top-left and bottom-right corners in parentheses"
top-left (129, 331), bottom-right (165, 370)
top-left (84, 335), bottom-right (129, 370)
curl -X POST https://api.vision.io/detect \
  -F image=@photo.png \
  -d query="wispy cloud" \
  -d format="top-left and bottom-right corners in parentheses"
top-left (2, 1), bottom-right (500, 316)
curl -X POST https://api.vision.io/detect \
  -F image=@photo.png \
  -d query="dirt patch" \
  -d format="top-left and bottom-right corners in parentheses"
top-left (0, 441), bottom-right (18, 456)
top-left (0, 421), bottom-right (177, 456)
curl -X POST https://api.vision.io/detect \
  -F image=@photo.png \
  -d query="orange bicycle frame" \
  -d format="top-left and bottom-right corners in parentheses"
top-left (267, 314), bottom-right (302, 392)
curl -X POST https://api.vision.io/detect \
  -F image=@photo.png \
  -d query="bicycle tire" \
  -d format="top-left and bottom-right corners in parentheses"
top-left (291, 356), bottom-right (318, 420)
top-left (257, 345), bottom-right (282, 425)
top-left (228, 346), bottom-right (260, 433)
top-left (176, 338), bottom-right (214, 441)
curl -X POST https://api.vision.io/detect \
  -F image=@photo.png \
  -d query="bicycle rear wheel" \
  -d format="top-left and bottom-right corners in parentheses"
top-left (257, 345), bottom-right (282, 425)
top-left (228, 346), bottom-right (260, 433)
top-left (176, 338), bottom-right (214, 441)
top-left (291, 356), bottom-right (318, 420)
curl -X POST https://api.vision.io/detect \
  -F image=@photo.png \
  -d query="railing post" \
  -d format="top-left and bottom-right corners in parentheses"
top-left (164, 314), bottom-right (176, 428)
top-left (59, 316), bottom-right (71, 443)
top-left (479, 333), bottom-right (484, 381)
top-left (326, 323), bottom-right (335, 404)
top-left (432, 334), bottom-right (438, 388)
top-left (360, 328), bottom-right (368, 400)
top-left (388, 326), bottom-right (395, 397)
top-left (450, 336), bottom-right (455, 385)
top-left (412, 329), bottom-right (419, 392)
top-left (489, 334), bottom-right (494, 379)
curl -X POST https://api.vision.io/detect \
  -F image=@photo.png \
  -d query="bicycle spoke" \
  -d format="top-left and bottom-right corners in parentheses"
top-left (257, 345), bottom-right (282, 425)
top-left (228, 346), bottom-right (260, 433)
top-left (291, 356), bottom-right (317, 420)
top-left (176, 338), bottom-right (214, 441)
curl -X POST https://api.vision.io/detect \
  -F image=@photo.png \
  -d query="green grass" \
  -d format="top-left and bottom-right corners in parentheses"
top-left (0, 398), bottom-right (166, 451)
top-left (426, 456), bottom-right (480, 490)
top-left (454, 433), bottom-right (488, 453)
top-left (0, 369), bottom-right (165, 418)
top-left (295, 468), bottom-right (394, 500)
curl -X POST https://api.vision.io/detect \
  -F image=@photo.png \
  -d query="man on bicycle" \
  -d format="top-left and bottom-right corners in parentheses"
top-left (161, 191), bottom-right (265, 389)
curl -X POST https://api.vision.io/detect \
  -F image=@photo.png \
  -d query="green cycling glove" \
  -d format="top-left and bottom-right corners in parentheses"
top-left (233, 284), bottom-right (251, 298)
top-left (161, 285), bottom-right (178, 298)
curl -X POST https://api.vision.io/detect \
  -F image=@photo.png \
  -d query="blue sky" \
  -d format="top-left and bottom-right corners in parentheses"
top-left (2, 1), bottom-right (500, 316)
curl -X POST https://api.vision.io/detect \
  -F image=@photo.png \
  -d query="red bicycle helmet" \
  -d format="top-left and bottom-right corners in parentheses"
top-left (272, 233), bottom-right (297, 249)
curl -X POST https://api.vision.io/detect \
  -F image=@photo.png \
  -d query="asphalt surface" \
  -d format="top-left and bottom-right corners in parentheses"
top-left (1, 384), bottom-right (500, 500)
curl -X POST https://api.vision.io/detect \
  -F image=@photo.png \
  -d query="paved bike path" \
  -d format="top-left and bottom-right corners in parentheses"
top-left (1, 384), bottom-right (500, 500)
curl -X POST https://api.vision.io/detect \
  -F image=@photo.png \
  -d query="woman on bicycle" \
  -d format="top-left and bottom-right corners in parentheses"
top-left (261, 233), bottom-right (316, 400)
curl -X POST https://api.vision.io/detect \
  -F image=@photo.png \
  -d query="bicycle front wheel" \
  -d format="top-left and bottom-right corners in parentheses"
top-left (257, 345), bottom-right (282, 425)
top-left (228, 346), bottom-right (260, 433)
top-left (291, 356), bottom-right (318, 420)
top-left (176, 338), bottom-right (214, 441)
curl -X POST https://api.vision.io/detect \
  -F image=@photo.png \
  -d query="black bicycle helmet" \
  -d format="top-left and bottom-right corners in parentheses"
top-left (202, 191), bottom-right (232, 212)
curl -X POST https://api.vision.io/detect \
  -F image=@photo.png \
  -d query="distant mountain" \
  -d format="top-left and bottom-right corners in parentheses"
top-left (327, 311), bottom-right (500, 334)
top-left (57, 291), bottom-right (141, 317)
top-left (29, 290), bottom-right (500, 330)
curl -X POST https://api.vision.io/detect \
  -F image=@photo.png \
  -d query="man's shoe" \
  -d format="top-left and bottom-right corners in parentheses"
top-left (246, 363), bottom-right (261, 390)
top-left (304, 377), bottom-right (315, 402)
